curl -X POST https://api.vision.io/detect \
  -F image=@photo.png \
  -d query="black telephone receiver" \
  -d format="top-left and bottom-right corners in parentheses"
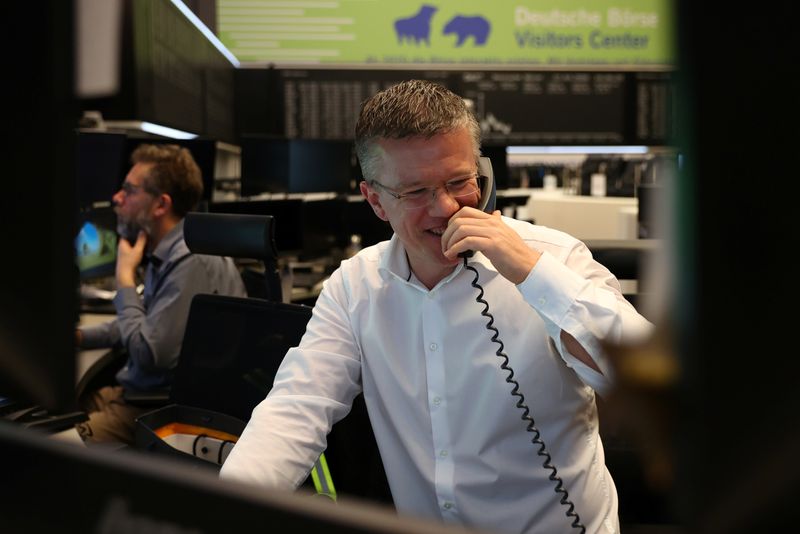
top-left (458, 156), bottom-right (497, 259)
top-left (477, 156), bottom-right (497, 214)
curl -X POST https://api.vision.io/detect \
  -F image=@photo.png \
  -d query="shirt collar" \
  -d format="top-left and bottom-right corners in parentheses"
top-left (149, 219), bottom-right (185, 267)
top-left (377, 234), bottom-right (496, 289)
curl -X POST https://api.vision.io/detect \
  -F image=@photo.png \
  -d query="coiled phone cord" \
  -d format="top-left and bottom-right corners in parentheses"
top-left (464, 258), bottom-right (586, 533)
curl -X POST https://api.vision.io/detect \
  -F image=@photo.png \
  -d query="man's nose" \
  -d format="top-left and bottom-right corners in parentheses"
top-left (112, 189), bottom-right (124, 206)
top-left (427, 186), bottom-right (459, 215)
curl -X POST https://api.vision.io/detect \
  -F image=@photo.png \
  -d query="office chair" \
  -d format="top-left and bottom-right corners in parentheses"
top-left (132, 294), bottom-right (312, 472)
top-left (184, 212), bottom-right (282, 302)
top-left (134, 293), bottom-right (392, 505)
top-left (164, 294), bottom-right (312, 421)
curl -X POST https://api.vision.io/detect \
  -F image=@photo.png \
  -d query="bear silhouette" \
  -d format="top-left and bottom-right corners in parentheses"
top-left (394, 5), bottom-right (438, 45)
top-left (443, 15), bottom-right (490, 47)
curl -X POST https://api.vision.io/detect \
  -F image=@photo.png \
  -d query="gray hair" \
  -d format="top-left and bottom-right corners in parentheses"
top-left (354, 79), bottom-right (481, 182)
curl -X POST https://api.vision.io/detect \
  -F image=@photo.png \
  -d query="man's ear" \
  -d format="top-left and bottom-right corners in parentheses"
top-left (360, 181), bottom-right (389, 221)
top-left (152, 193), bottom-right (173, 218)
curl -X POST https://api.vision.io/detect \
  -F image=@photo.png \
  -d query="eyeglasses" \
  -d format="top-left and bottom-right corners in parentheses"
top-left (370, 173), bottom-right (482, 211)
top-left (120, 181), bottom-right (157, 197)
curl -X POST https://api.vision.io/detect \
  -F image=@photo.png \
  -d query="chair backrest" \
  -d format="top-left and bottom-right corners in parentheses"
top-left (184, 212), bottom-right (282, 302)
top-left (169, 294), bottom-right (312, 422)
top-left (172, 293), bottom-right (393, 504)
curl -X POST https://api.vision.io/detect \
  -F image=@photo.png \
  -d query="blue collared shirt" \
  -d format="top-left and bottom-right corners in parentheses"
top-left (80, 220), bottom-right (246, 391)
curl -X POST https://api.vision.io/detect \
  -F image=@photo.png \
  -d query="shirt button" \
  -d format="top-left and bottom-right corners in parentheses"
top-left (538, 296), bottom-right (547, 306)
top-left (429, 342), bottom-right (438, 351)
top-left (443, 502), bottom-right (453, 510)
top-left (439, 449), bottom-right (448, 457)
top-left (432, 396), bottom-right (441, 405)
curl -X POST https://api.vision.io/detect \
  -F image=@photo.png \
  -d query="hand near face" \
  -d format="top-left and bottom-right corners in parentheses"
top-left (442, 208), bottom-right (541, 284)
top-left (116, 230), bottom-right (147, 288)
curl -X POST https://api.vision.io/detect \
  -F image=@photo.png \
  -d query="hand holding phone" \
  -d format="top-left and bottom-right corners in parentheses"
top-left (458, 156), bottom-right (496, 258)
top-left (116, 230), bottom-right (147, 287)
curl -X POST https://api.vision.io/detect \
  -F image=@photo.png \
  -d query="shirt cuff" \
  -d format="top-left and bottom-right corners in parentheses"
top-left (517, 251), bottom-right (587, 325)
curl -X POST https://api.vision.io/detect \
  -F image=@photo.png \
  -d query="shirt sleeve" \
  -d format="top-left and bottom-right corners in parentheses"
top-left (220, 267), bottom-right (363, 489)
top-left (517, 243), bottom-right (654, 396)
top-left (115, 259), bottom-right (209, 372)
top-left (78, 319), bottom-right (121, 349)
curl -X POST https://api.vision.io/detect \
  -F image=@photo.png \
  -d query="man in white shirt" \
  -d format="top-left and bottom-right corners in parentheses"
top-left (220, 80), bottom-right (653, 533)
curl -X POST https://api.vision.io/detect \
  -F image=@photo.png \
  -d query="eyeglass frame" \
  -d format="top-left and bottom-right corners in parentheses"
top-left (119, 180), bottom-right (160, 197)
top-left (368, 173), bottom-right (484, 210)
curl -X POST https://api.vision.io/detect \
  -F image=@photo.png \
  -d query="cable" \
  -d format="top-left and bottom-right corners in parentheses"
top-left (464, 257), bottom-right (586, 533)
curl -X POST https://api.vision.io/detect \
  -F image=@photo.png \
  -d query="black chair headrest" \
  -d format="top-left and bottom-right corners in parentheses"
top-left (184, 212), bottom-right (278, 261)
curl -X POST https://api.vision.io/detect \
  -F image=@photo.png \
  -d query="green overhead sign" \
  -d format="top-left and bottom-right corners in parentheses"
top-left (218, 0), bottom-right (674, 67)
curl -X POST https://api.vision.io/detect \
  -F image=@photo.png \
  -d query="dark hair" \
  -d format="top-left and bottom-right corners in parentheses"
top-left (354, 80), bottom-right (481, 182)
top-left (131, 144), bottom-right (203, 217)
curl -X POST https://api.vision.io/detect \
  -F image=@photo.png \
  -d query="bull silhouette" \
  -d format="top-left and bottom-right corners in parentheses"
top-left (394, 5), bottom-right (438, 45)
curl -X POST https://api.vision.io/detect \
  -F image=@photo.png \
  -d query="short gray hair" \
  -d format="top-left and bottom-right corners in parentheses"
top-left (354, 80), bottom-right (481, 182)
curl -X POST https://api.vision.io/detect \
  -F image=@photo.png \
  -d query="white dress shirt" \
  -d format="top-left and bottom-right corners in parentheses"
top-left (221, 217), bottom-right (653, 534)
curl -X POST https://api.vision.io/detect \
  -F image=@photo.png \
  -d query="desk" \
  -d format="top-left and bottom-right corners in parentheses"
top-left (526, 189), bottom-right (637, 240)
top-left (500, 188), bottom-right (639, 240)
top-left (77, 313), bottom-right (115, 384)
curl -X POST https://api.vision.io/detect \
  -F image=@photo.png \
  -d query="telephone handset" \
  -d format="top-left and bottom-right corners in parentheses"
top-left (458, 157), bottom-right (497, 259)
top-left (462, 156), bottom-right (586, 531)
top-left (476, 156), bottom-right (497, 214)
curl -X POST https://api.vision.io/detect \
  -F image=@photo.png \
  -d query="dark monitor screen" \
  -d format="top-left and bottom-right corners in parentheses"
top-left (0, 422), bottom-right (476, 534)
top-left (241, 137), bottom-right (356, 196)
top-left (75, 206), bottom-right (118, 281)
top-left (240, 137), bottom-right (290, 195)
top-left (76, 131), bottom-right (128, 208)
top-left (480, 145), bottom-right (510, 190)
top-left (4, 7), bottom-right (77, 414)
top-left (341, 197), bottom-right (393, 249)
top-left (289, 140), bottom-right (355, 194)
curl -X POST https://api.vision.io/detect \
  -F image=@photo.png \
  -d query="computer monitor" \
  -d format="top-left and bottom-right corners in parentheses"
top-left (241, 136), bottom-right (356, 196)
top-left (75, 205), bottom-right (118, 281)
top-left (0, 422), bottom-right (476, 534)
top-left (480, 145), bottom-right (510, 190)
top-left (341, 197), bottom-right (394, 249)
top-left (3, 0), bottom-right (78, 415)
top-left (75, 130), bottom-right (128, 209)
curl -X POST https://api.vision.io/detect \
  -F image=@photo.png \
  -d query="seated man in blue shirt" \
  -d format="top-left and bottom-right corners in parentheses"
top-left (76, 144), bottom-right (246, 445)
top-left (220, 80), bottom-right (654, 533)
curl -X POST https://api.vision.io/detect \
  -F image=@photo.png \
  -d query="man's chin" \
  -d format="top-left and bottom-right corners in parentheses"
top-left (117, 221), bottom-right (141, 242)
top-left (430, 247), bottom-right (459, 267)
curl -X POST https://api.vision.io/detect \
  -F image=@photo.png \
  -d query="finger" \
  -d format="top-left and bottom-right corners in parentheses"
top-left (134, 230), bottom-right (148, 250)
top-left (443, 221), bottom-right (491, 257)
top-left (444, 234), bottom-right (489, 259)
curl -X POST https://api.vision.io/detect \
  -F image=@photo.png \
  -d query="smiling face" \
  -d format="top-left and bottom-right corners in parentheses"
top-left (361, 127), bottom-right (479, 288)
